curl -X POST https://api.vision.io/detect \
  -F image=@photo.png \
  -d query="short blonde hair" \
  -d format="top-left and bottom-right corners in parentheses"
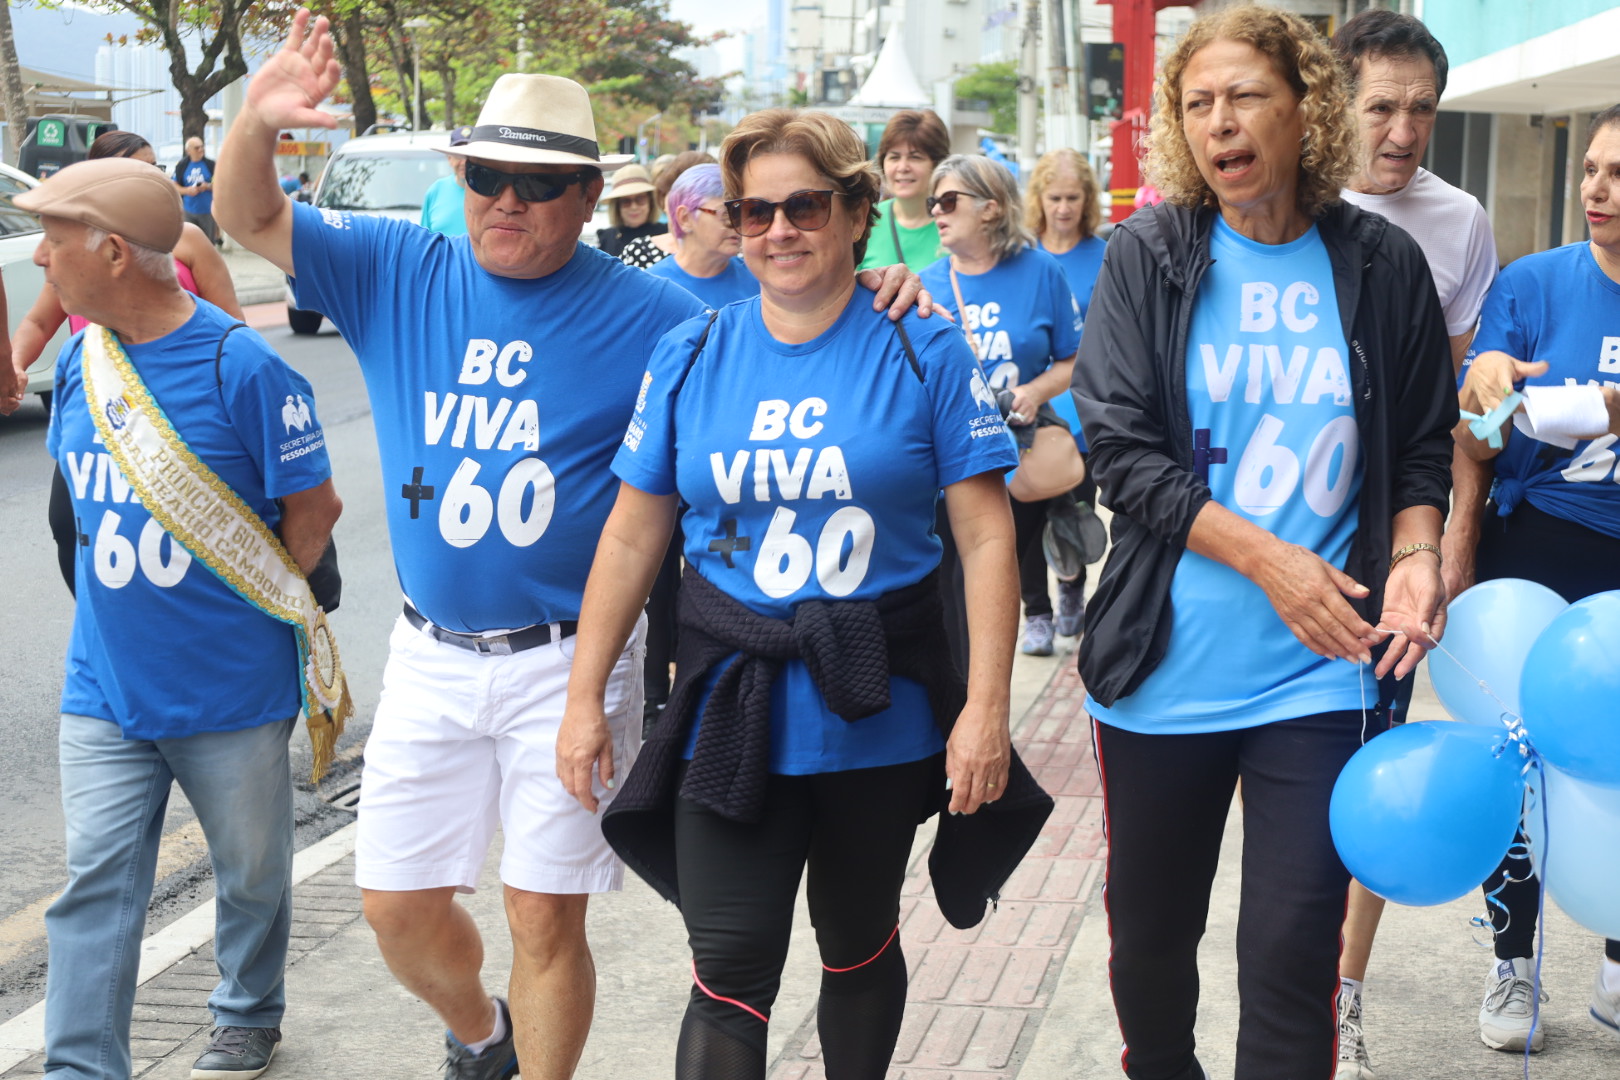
top-left (720, 109), bottom-right (881, 266)
top-left (1147, 4), bottom-right (1357, 218)
top-left (931, 154), bottom-right (1032, 265)
top-left (1024, 149), bottom-right (1102, 240)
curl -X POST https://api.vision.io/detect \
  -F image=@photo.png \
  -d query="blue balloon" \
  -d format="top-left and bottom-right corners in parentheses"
top-left (1331, 721), bottom-right (1525, 906)
top-left (1523, 764), bottom-right (1620, 938)
top-left (1519, 591), bottom-right (1620, 787)
top-left (1428, 579), bottom-right (1566, 728)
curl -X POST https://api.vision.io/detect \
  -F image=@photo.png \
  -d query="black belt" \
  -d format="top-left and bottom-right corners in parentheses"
top-left (402, 603), bottom-right (577, 656)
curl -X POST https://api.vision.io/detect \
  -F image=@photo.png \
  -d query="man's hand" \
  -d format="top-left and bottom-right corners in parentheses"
top-left (556, 704), bottom-right (615, 813)
top-left (1460, 349), bottom-right (1548, 418)
top-left (945, 699), bottom-right (1010, 815)
top-left (855, 264), bottom-right (945, 321)
top-left (1375, 552), bottom-right (1446, 680)
top-left (248, 9), bottom-right (343, 132)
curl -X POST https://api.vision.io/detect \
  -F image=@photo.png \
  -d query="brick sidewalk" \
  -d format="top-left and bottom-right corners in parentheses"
top-left (771, 657), bottom-right (1103, 1079)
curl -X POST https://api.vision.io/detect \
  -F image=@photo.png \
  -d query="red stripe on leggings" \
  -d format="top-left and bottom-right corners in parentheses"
top-left (691, 960), bottom-right (769, 1023)
top-left (822, 923), bottom-right (899, 973)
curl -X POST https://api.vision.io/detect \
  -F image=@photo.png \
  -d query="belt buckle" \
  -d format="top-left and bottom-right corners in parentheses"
top-left (472, 634), bottom-right (513, 656)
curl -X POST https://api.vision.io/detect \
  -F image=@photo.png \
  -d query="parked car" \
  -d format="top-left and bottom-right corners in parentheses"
top-left (1, 161), bottom-right (71, 414)
top-left (286, 129), bottom-right (453, 334)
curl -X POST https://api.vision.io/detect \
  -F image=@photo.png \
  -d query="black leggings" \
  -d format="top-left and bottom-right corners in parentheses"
top-left (50, 466), bottom-right (76, 596)
top-left (673, 756), bottom-right (936, 1080)
top-left (1010, 496), bottom-right (1052, 618)
top-left (1474, 501), bottom-right (1620, 963)
top-left (1094, 711), bottom-right (1366, 1080)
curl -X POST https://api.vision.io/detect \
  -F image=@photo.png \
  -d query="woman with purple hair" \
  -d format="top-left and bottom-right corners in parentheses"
top-left (646, 164), bottom-right (759, 308)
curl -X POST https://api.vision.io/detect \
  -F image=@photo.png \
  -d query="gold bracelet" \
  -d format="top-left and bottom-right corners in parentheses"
top-left (1389, 542), bottom-right (1442, 572)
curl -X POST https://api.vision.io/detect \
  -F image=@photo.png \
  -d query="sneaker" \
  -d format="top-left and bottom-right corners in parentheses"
top-left (443, 998), bottom-right (520, 1080)
top-left (191, 1027), bottom-right (281, 1079)
top-left (1055, 580), bottom-right (1085, 637)
top-left (1592, 964), bottom-right (1620, 1039)
top-left (1336, 980), bottom-right (1376, 1080)
top-left (1478, 957), bottom-right (1547, 1052)
top-left (1022, 613), bottom-right (1055, 656)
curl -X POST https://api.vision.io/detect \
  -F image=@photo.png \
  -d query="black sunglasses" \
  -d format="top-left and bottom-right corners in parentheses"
top-left (463, 161), bottom-right (594, 203)
top-left (926, 190), bottom-right (976, 215)
top-left (723, 189), bottom-right (842, 237)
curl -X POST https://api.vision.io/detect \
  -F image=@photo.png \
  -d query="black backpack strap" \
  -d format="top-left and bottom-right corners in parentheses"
top-left (213, 322), bottom-right (249, 385)
top-left (670, 310), bottom-right (721, 398)
top-left (893, 317), bottom-right (924, 384)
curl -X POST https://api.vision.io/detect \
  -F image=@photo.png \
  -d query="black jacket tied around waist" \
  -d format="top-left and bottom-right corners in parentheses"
top-left (601, 567), bottom-right (1053, 930)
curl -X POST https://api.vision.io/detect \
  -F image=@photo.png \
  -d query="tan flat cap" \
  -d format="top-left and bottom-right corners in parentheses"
top-left (14, 157), bottom-right (183, 253)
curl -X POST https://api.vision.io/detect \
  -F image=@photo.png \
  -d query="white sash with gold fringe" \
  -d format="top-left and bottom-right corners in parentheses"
top-left (81, 323), bottom-right (351, 781)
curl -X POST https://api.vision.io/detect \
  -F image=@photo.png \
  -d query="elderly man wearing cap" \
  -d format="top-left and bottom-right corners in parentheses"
top-left (19, 157), bottom-right (343, 1080)
top-left (216, 11), bottom-right (932, 1080)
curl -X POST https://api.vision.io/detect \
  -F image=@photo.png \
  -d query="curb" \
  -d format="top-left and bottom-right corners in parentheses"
top-left (0, 822), bottom-right (359, 1072)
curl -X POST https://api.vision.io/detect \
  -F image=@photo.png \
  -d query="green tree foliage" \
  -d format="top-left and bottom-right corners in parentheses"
top-left (955, 61), bottom-right (1017, 135)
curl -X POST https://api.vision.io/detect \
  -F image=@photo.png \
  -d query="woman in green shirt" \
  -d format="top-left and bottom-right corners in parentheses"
top-left (859, 109), bottom-right (950, 271)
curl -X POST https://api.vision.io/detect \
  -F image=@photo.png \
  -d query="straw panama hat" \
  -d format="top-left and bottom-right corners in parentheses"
top-left (600, 164), bottom-right (654, 201)
top-left (441, 73), bottom-right (633, 169)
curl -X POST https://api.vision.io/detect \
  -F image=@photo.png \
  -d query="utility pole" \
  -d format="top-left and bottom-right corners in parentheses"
top-left (1018, 0), bottom-right (1041, 176)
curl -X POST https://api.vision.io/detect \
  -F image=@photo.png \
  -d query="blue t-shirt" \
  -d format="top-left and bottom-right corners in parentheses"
top-left (645, 254), bottom-right (758, 308)
top-left (46, 300), bottom-right (333, 739)
top-left (1041, 235), bottom-right (1108, 318)
top-left (614, 292), bottom-right (1016, 773)
top-left (289, 201), bottom-right (705, 631)
top-left (177, 159), bottom-right (213, 216)
top-left (419, 174), bottom-right (467, 237)
top-left (1088, 219), bottom-right (1371, 733)
top-left (1465, 242), bottom-right (1620, 539)
top-left (919, 246), bottom-right (1082, 393)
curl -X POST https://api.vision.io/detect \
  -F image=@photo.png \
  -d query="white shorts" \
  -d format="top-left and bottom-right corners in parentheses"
top-left (355, 612), bottom-right (645, 895)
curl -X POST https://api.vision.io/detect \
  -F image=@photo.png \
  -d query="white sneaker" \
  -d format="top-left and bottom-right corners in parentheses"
top-left (1336, 980), bottom-right (1376, 1079)
top-left (1478, 957), bottom-right (1547, 1052)
top-left (1592, 964), bottom-right (1620, 1039)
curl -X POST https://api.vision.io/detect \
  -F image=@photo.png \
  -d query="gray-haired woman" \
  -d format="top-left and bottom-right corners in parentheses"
top-left (1072, 5), bottom-right (1455, 1077)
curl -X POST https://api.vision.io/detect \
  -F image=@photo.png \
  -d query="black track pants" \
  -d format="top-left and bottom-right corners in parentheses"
top-left (1093, 711), bottom-right (1366, 1080)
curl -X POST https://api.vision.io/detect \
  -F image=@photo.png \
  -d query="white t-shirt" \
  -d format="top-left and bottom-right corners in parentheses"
top-left (1341, 167), bottom-right (1497, 337)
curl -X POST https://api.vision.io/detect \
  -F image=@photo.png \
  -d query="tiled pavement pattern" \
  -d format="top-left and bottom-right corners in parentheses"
top-left (0, 857), bottom-right (366, 1079)
top-left (770, 660), bottom-right (1102, 1080)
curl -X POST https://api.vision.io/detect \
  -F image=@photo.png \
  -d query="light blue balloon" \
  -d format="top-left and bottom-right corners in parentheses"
top-left (1428, 579), bottom-right (1566, 728)
top-left (1523, 764), bottom-right (1620, 938)
top-left (1519, 591), bottom-right (1620, 787)
top-left (1331, 721), bottom-right (1525, 906)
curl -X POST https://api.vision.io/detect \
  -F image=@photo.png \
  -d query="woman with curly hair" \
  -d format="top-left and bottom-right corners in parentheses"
top-left (1070, 6), bottom-right (1456, 1077)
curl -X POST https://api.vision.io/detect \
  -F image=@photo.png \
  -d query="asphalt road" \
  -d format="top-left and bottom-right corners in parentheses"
top-left (0, 320), bottom-right (399, 1021)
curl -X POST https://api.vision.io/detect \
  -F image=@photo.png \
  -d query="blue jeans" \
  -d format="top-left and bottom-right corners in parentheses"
top-left (44, 714), bottom-right (295, 1079)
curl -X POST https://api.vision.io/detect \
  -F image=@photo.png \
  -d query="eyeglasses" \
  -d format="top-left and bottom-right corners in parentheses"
top-left (926, 190), bottom-right (976, 215)
top-left (723, 189), bottom-right (842, 237)
top-left (463, 162), bottom-right (594, 203)
top-left (692, 206), bottom-right (723, 221)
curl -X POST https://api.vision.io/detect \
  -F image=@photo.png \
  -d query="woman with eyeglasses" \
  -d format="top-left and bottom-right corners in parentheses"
top-left (621, 150), bottom-right (716, 269)
top-left (919, 155), bottom-right (1085, 659)
top-left (10, 129), bottom-right (243, 595)
top-left (644, 164), bottom-right (757, 308)
top-left (596, 162), bottom-right (667, 257)
top-left (556, 108), bottom-right (1051, 1080)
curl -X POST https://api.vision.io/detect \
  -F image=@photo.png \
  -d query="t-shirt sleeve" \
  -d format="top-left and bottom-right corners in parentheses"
top-left (1046, 258), bottom-right (1084, 360)
top-left (1444, 203), bottom-right (1499, 337)
top-left (289, 201), bottom-right (419, 352)
top-left (612, 315), bottom-right (711, 496)
top-left (917, 322), bottom-right (1018, 487)
top-left (1461, 271), bottom-right (1526, 388)
top-left (221, 337), bottom-right (333, 499)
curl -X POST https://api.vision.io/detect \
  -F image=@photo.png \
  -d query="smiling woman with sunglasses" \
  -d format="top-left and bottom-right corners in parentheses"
top-left (557, 108), bottom-right (1051, 1080)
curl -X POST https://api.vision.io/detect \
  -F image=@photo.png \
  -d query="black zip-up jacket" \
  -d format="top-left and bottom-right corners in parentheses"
top-left (1072, 200), bottom-right (1458, 708)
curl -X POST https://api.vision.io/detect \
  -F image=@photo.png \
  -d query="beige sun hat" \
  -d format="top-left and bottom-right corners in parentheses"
top-left (600, 163), bottom-right (654, 200)
top-left (13, 157), bottom-right (182, 253)
top-left (441, 73), bottom-right (633, 169)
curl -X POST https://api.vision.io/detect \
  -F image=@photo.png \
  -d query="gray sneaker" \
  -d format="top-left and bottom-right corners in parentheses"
top-left (444, 998), bottom-right (520, 1080)
top-left (1055, 580), bottom-right (1085, 637)
top-left (1022, 613), bottom-right (1056, 656)
top-left (1335, 979), bottom-right (1376, 1079)
top-left (1478, 957), bottom-right (1546, 1052)
top-left (191, 1027), bottom-right (281, 1079)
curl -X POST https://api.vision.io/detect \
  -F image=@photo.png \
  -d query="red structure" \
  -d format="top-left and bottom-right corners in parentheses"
top-left (1101, 0), bottom-right (1189, 221)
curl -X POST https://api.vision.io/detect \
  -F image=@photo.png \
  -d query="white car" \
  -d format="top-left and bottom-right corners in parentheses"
top-left (0, 162), bottom-right (70, 412)
top-left (286, 130), bottom-right (454, 334)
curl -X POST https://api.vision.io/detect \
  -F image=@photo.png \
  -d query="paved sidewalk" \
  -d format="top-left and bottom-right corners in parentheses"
top-left (220, 246), bottom-right (286, 307)
top-left (4, 650), bottom-right (1617, 1078)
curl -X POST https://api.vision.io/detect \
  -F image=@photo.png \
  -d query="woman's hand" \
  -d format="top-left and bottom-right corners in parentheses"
top-left (946, 699), bottom-right (1010, 815)
top-left (855, 264), bottom-right (943, 321)
top-left (1375, 552), bottom-right (1447, 680)
top-left (1460, 350), bottom-right (1548, 418)
top-left (1249, 540), bottom-right (1380, 664)
top-left (556, 702), bottom-right (615, 813)
top-left (1006, 383), bottom-right (1041, 425)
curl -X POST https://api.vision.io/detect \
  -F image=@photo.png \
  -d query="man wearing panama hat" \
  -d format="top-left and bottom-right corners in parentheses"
top-left (215, 10), bottom-right (934, 1079)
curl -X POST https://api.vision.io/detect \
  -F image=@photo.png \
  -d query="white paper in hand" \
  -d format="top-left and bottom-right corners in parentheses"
top-left (1512, 384), bottom-right (1610, 450)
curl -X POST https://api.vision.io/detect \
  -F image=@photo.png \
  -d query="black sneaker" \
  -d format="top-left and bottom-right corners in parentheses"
top-left (444, 998), bottom-right (520, 1080)
top-left (191, 1026), bottom-right (281, 1079)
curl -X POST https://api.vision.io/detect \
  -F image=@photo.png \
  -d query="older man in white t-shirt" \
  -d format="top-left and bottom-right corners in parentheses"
top-left (1330, 10), bottom-right (1502, 1080)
